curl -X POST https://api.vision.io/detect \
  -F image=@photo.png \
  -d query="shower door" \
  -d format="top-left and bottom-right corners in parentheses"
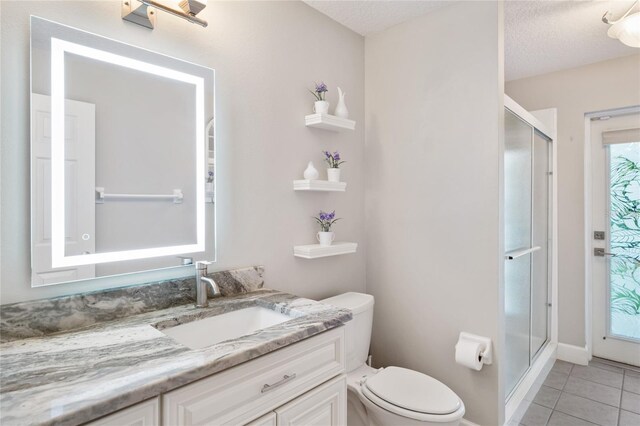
top-left (504, 109), bottom-right (552, 398)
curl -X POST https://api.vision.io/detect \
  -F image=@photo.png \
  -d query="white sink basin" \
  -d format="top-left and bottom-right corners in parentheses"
top-left (159, 306), bottom-right (293, 349)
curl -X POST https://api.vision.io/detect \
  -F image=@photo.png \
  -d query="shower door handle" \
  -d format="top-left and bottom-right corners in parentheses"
top-left (505, 246), bottom-right (541, 260)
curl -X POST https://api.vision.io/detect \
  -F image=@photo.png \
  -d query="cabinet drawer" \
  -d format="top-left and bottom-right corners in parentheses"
top-left (163, 327), bottom-right (345, 425)
top-left (85, 397), bottom-right (159, 426)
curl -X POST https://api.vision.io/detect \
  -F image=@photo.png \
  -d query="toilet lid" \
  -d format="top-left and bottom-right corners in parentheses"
top-left (362, 367), bottom-right (461, 415)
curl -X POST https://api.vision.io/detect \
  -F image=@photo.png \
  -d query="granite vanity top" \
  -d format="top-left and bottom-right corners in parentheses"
top-left (0, 268), bottom-right (352, 426)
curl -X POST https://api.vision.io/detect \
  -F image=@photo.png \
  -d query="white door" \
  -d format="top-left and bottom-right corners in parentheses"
top-left (31, 93), bottom-right (96, 286)
top-left (275, 376), bottom-right (346, 426)
top-left (590, 110), bottom-right (640, 366)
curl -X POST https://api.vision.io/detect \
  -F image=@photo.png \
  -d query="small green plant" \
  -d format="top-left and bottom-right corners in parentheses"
top-left (314, 210), bottom-right (340, 232)
top-left (309, 82), bottom-right (328, 101)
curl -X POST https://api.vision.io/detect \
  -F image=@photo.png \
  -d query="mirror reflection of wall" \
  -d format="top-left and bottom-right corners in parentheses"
top-left (30, 17), bottom-right (216, 286)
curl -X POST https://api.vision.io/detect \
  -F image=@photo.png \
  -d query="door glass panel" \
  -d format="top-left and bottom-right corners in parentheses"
top-left (608, 141), bottom-right (640, 341)
top-left (505, 111), bottom-right (533, 252)
top-left (505, 255), bottom-right (532, 396)
top-left (504, 110), bottom-right (533, 396)
top-left (531, 132), bottom-right (550, 356)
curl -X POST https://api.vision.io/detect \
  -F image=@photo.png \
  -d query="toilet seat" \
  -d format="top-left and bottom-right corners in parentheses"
top-left (360, 367), bottom-right (464, 422)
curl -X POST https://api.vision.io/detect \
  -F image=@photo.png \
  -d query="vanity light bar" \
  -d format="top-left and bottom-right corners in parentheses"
top-left (143, 0), bottom-right (208, 27)
top-left (50, 37), bottom-right (206, 267)
top-left (122, 0), bottom-right (208, 29)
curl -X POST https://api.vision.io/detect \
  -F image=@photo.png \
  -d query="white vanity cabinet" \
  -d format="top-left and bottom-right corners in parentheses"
top-left (274, 375), bottom-right (346, 426)
top-left (85, 397), bottom-right (160, 426)
top-left (162, 327), bottom-right (346, 426)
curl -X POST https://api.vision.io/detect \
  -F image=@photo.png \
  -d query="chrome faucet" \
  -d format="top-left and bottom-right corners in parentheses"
top-left (195, 261), bottom-right (221, 308)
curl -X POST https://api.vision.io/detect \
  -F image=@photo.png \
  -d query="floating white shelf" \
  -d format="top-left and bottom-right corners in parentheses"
top-left (293, 242), bottom-right (358, 259)
top-left (305, 113), bottom-right (355, 132)
top-left (293, 180), bottom-right (346, 192)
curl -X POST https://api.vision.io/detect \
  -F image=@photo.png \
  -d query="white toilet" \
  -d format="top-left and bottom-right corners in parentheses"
top-left (321, 292), bottom-right (465, 426)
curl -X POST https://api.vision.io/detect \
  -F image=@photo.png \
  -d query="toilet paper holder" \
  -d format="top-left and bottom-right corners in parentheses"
top-left (457, 332), bottom-right (493, 365)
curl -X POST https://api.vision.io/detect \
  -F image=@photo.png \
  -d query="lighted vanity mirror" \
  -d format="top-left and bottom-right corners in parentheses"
top-left (30, 17), bottom-right (215, 286)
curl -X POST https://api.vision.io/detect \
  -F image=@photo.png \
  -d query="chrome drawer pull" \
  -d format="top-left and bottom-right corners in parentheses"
top-left (261, 373), bottom-right (296, 394)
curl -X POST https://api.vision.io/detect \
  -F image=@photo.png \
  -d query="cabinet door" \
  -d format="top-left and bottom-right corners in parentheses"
top-left (245, 412), bottom-right (277, 426)
top-left (85, 397), bottom-right (160, 426)
top-left (276, 375), bottom-right (346, 426)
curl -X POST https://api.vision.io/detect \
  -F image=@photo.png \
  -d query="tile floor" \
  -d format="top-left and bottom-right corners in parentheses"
top-left (519, 357), bottom-right (640, 426)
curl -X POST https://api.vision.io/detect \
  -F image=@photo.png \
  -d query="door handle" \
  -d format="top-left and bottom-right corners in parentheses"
top-left (594, 248), bottom-right (640, 263)
top-left (594, 248), bottom-right (613, 257)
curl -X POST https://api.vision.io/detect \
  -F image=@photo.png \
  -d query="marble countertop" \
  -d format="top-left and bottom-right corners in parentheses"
top-left (0, 289), bottom-right (351, 426)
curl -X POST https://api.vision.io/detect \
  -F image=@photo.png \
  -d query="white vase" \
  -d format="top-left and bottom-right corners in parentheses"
top-left (327, 168), bottom-right (341, 183)
top-left (316, 231), bottom-right (335, 246)
top-left (314, 100), bottom-right (330, 115)
top-left (334, 87), bottom-right (349, 119)
top-left (205, 182), bottom-right (214, 193)
top-left (303, 161), bottom-right (319, 180)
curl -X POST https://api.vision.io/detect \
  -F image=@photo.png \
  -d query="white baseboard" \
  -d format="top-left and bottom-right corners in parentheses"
top-left (461, 419), bottom-right (480, 426)
top-left (557, 343), bottom-right (589, 365)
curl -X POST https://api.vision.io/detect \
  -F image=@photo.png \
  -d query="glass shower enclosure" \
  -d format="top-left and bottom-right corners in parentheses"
top-left (504, 108), bottom-right (553, 398)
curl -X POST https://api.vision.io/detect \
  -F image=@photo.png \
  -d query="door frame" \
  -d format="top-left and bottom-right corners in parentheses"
top-left (584, 105), bottom-right (640, 362)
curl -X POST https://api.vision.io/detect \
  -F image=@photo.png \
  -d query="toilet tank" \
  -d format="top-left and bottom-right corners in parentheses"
top-left (321, 292), bottom-right (374, 373)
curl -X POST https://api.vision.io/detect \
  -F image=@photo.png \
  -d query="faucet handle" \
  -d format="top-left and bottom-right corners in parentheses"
top-left (195, 260), bottom-right (213, 271)
top-left (177, 256), bottom-right (193, 266)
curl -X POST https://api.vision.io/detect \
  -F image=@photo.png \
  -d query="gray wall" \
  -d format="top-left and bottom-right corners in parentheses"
top-left (506, 54), bottom-right (640, 348)
top-left (364, 2), bottom-right (505, 425)
top-left (1, 0), bottom-right (366, 303)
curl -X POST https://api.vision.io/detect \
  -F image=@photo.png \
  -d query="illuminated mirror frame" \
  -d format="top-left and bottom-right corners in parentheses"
top-left (50, 38), bottom-right (206, 268)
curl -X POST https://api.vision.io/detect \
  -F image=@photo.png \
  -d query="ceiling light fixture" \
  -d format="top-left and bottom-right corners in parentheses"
top-left (602, 0), bottom-right (640, 48)
top-left (122, 0), bottom-right (208, 29)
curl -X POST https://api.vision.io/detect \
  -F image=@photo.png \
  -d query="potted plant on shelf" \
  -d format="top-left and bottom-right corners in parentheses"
top-left (309, 81), bottom-right (329, 114)
top-left (314, 210), bottom-right (340, 246)
top-left (323, 151), bottom-right (345, 183)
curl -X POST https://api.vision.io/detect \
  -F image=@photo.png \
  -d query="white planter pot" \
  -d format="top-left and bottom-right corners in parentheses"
top-left (316, 231), bottom-right (335, 246)
top-left (314, 101), bottom-right (330, 115)
top-left (327, 168), bottom-right (341, 183)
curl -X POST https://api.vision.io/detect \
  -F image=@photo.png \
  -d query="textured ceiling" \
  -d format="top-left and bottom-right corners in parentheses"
top-left (303, 0), bottom-right (450, 35)
top-left (303, 0), bottom-right (639, 81)
top-left (505, 0), bottom-right (637, 80)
